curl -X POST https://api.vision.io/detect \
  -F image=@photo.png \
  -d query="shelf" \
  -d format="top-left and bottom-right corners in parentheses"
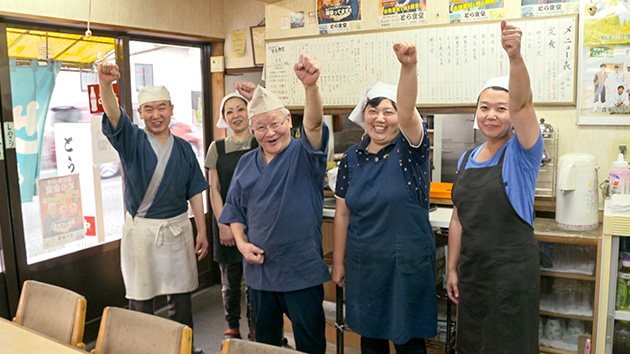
top-left (540, 271), bottom-right (596, 281)
top-left (540, 345), bottom-right (576, 354)
top-left (614, 310), bottom-right (630, 321)
top-left (539, 310), bottom-right (593, 321)
top-left (536, 234), bottom-right (599, 246)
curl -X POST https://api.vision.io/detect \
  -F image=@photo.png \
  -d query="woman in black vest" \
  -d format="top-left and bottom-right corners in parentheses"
top-left (204, 82), bottom-right (258, 344)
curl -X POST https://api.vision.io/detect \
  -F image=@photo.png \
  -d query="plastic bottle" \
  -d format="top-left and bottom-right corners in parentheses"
top-left (610, 153), bottom-right (629, 195)
top-left (616, 254), bottom-right (630, 310)
top-left (613, 321), bottom-right (630, 354)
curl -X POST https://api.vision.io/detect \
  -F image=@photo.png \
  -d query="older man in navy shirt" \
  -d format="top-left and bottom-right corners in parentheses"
top-left (219, 54), bottom-right (329, 354)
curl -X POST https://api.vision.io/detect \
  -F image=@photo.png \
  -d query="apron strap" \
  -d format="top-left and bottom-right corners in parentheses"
top-left (136, 131), bottom-right (174, 217)
top-left (458, 143), bottom-right (510, 172)
top-left (154, 221), bottom-right (183, 246)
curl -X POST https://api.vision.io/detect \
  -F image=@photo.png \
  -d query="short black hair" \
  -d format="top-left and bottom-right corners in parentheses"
top-left (619, 85), bottom-right (626, 90)
top-left (476, 86), bottom-right (509, 106)
top-left (601, 63), bottom-right (607, 68)
top-left (365, 97), bottom-right (397, 111)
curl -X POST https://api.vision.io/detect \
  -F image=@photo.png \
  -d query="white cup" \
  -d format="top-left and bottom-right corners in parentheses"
top-left (545, 318), bottom-right (564, 341)
top-left (567, 319), bottom-right (584, 337)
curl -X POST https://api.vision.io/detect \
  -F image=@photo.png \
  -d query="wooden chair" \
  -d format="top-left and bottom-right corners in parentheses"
top-left (221, 338), bottom-right (304, 354)
top-left (13, 280), bottom-right (87, 350)
top-left (92, 306), bottom-right (192, 354)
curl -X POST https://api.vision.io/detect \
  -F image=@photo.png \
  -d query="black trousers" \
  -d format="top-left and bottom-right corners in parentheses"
top-left (128, 292), bottom-right (193, 329)
top-left (219, 261), bottom-right (243, 331)
top-left (249, 284), bottom-right (326, 354)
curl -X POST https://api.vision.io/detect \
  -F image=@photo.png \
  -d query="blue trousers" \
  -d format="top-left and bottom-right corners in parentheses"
top-left (249, 284), bottom-right (326, 354)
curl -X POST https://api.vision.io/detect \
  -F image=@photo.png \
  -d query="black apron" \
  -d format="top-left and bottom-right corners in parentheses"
top-left (452, 147), bottom-right (540, 354)
top-left (212, 138), bottom-right (258, 263)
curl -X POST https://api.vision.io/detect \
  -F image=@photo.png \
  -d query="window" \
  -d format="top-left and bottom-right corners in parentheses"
top-left (129, 40), bottom-right (206, 214)
top-left (134, 63), bottom-right (153, 91)
top-left (129, 41), bottom-right (204, 165)
top-left (7, 27), bottom-right (121, 264)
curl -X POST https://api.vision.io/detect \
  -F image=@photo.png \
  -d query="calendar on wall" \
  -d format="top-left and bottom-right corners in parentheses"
top-left (265, 15), bottom-right (577, 108)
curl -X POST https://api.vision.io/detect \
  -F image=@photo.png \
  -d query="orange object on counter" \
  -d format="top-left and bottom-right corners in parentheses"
top-left (430, 182), bottom-right (453, 199)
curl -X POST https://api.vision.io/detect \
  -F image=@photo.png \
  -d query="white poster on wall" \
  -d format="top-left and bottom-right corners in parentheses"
top-left (90, 115), bottom-right (119, 165)
top-left (578, 0), bottom-right (630, 125)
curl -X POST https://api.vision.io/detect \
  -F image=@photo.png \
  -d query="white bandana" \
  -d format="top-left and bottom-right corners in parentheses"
top-left (216, 91), bottom-right (249, 129)
top-left (474, 76), bottom-right (509, 129)
top-left (348, 82), bottom-right (398, 130)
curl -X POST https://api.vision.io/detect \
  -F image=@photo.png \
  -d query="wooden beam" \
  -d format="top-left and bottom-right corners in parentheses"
top-left (211, 42), bottom-right (225, 141)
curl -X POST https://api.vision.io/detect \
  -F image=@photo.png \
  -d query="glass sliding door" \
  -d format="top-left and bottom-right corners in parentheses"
top-left (6, 27), bottom-right (124, 264)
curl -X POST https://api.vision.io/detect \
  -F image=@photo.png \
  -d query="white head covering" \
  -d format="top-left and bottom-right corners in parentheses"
top-left (216, 91), bottom-right (249, 129)
top-left (138, 86), bottom-right (171, 106)
top-left (348, 82), bottom-right (398, 129)
top-left (473, 76), bottom-right (509, 129)
top-left (247, 85), bottom-right (285, 120)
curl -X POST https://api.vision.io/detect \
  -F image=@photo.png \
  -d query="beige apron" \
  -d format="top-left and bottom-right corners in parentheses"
top-left (121, 131), bottom-right (197, 300)
top-left (121, 211), bottom-right (198, 300)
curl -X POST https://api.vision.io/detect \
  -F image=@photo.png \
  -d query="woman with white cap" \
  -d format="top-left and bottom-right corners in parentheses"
top-left (446, 21), bottom-right (543, 353)
top-left (204, 82), bottom-right (258, 343)
top-left (332, 40), bottom-right (436, 353)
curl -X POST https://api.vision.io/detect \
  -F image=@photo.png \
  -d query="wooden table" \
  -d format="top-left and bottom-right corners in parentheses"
top-left (0, 317), bottom-right (86, 353)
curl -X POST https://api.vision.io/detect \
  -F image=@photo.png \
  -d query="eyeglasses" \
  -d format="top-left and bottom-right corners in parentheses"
top-left (250, 116), bottom-right (288, 134)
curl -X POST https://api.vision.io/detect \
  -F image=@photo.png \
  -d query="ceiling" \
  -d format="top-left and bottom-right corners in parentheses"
top-left (6, 28), bottom-right (115, 68)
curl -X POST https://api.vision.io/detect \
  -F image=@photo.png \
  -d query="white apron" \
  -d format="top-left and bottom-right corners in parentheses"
top-left (121, 211), bottom-right (198, 300)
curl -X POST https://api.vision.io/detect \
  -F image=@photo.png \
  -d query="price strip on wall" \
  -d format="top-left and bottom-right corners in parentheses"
top-left (1, 122), bottom-right (16, 160)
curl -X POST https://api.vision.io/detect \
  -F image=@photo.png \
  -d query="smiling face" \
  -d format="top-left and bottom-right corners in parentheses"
top-left (476, 88), bottom-right (513, 141)
top-left (224, 97), bottom-right (249, 134)
top-left (363, 98), bottom-right (400, 149)
top-left (138, 100), bottom-right (173, 138)
top-left (250, 109), bottom-right (293, 159)
top-left (58, 205), bottom-right (68, 218)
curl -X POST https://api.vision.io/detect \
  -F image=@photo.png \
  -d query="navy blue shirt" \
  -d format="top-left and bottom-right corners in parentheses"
top-left (219, 125), bottom-right (331, 292)
top-left (335, 131), bottom-right (431, 206)
top-left (102, 108), bottom-right (209, 218)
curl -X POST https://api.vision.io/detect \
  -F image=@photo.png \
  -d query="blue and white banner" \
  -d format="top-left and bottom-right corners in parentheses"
top-left (10, 58), bottom-right (61, 202)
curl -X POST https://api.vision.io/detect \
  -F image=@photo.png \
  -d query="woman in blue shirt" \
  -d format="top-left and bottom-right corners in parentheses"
top-left (446, 21), bottom-right (543, 354)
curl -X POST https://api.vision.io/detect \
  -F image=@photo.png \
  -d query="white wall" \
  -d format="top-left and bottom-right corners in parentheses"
top-left (222, 0), bottom-right (266, 69)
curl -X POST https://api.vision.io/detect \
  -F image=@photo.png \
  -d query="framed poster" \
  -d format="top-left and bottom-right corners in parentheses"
top-left (250, 25), bottom-right (266, 67)
top-left (577, 0), bottom-right (630, 125)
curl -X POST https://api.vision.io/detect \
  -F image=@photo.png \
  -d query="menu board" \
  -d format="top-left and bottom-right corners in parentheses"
top-left (266, 15), bottom-right (577, 107)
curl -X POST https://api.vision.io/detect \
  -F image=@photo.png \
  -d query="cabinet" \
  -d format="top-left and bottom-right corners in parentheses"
top-left (320, 207), bottom-right (601, 353)
top-left (535, 218), bottom-right (601, 354)
top-left (595, 201), bottom-right (630, 354)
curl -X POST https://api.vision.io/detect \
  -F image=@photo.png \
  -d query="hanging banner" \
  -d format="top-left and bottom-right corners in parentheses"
top-left (449, 0), bottom-right (505, 23)
top-left (38, 174), bottom-right (85, 249)
top-left (578, 0), bottom-right (630, 125)
top-left (10, 58), bottom-right (61, 202)
top-left (317, 0), bottom-right (363, 34)
top-left (379, 0), bottom-right (428, 28)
